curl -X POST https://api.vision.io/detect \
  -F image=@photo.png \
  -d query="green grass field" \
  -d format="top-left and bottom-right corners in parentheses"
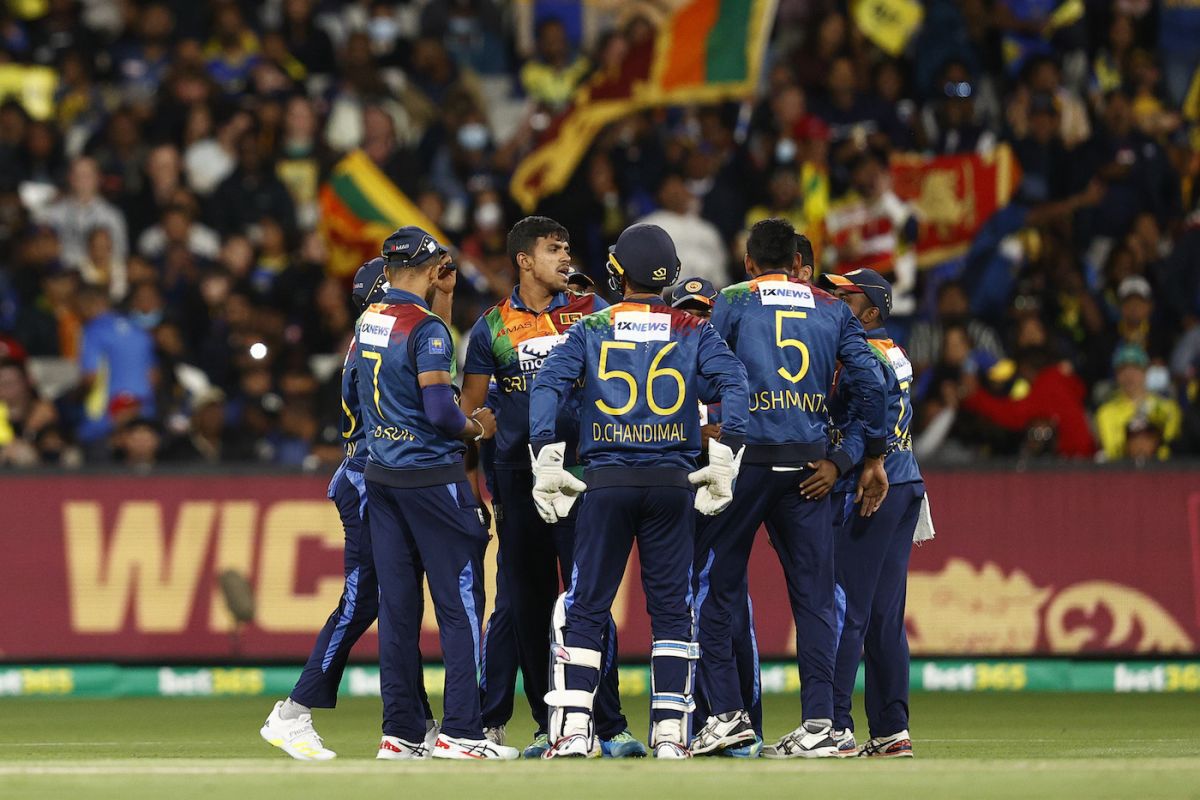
top-left (1, 693), bottom-right (1198, 799)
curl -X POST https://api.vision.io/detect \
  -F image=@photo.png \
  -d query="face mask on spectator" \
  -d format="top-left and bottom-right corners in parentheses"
top-left (131, 309), bottom-right (163, 329)
top-left (475, 201), bottom-right (502, 230)
top-left (1145, 364), bottom-right (1171, 395)
top-left (458, 123), bottom-right (490, 151)
top-left (368, 18), bottom-right (399, 45)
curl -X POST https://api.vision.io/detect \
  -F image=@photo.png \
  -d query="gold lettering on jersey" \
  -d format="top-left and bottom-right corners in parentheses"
top-left (592, 422), bottom-right (686, 443)
top-left (372, 425), bottom-right (417, 441)
top-left (748, 390), bottom-right (827, 413)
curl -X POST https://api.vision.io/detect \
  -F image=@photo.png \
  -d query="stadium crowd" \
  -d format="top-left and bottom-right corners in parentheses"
top-left (0, 0), bottom-right (1198, 471)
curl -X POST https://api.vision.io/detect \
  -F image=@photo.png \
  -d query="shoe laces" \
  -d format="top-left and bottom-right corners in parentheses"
top-left (289, 714), bottom-right (323, 746)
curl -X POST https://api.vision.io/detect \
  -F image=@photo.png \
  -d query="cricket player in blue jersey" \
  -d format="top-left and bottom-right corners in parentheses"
top-left (823, 269), bottom-right (927, 759)
top-left (357, 226), bottom-right (518, 760)
top-left (260, 257), bottom-right (442, 761)
top-left (529, 223), bottom-right (749, 759)
top-left (691, 218), bottom-right (889, 758)
top-left (460, 217), bottom-right (639, 758)
top-left (670, 278), bottom-right (764, 756)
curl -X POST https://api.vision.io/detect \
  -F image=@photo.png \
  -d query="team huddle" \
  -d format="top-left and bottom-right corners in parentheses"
top-left (258, 214), bottom-right (932, 761)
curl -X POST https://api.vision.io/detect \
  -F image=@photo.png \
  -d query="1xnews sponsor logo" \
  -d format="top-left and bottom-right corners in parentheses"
top-left (615, 320), bottom-right (669, 334)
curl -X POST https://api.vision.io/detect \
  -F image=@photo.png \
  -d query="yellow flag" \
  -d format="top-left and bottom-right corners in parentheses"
top-left (852, 0), bottom-right (924, 57)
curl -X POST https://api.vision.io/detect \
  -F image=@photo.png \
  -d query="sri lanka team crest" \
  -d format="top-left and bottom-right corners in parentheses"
top-left (558, 312), bottom-right (583, 326)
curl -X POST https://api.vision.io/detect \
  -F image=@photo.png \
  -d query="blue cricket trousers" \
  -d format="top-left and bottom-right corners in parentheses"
top-left (289, 466), bottom-right (430, 720)
top-left (368, 478), bottom-right (488, 741)
top-left (485, 468), bottom-right (627, 738)
top-left (697, 465), bottom-right (837, 721)
top-left (832, 481), bottom-right (924, 738)
top-left (693, 533), bottom-right (763, 735)
top-left (479, 548), bottom-right (518, 729)
top-left (562, 485), bottom-right (695, 728)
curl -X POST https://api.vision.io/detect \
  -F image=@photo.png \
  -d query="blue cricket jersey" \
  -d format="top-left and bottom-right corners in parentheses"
top-left (355, 288), bottom-right (466, 487)
top-left (710, 272), bottom-right (887, 470)
top-left (529, 297), bottom-right (749, 488)
top-left (830, 328), bottom-right (923, 488)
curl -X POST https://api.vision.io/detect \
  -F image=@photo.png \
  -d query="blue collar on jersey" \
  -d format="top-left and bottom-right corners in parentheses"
top-left (508, 286), bottom-right (573, 313)
top-left (625, 294), bottom-right (667, 307)
top-left (866, 326), bottom-right (890, 340)
top-left (382, 287), bottom-right (430, 309)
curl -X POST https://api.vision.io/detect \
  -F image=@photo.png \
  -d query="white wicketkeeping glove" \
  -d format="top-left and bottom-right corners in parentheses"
top-left (687, 439), bottom-right (743, 516)
top-left (529, 443), bottom-right (588, 524)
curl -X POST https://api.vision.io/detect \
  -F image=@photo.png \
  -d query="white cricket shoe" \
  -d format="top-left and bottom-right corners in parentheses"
top-left (544, 733), bottom-right (598, 759)
top-left (690, 710), bottom-right (756, 756)
top-left (260, 700), bottom-right (336, 761)
top-left (857, 729), bottom-right (913, 758)
top-left (762, 720), bottom-right (839, 759)
top-left (377, 735), bottom-right (429, 760)
top-left (483, 724), bottom-right (506, 746)
top-left (431, 733), bottom-right (519, 760)
top-left (651, 719), bottom-right (691, 759)
top-left (832, 728), bottom-right (858, 757)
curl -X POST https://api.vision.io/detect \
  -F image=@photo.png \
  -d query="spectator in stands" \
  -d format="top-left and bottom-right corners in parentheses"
top-left (637, 171), bottom-right (729, 287)
top-left (908, 280), bottom-right (1005, 373)
top-left (961, 316), bottom-right (1096, 459)
top-left (209, 130), bottom-right (296, 237)
top-left (164, 387), bottom-right (253, 464)
top-left (122, 143), bottom-right (185, 243)
top-left (922, 60), bottom-right (996, 155)
top-left (1108, 275), bottom-right (1173, 362)
top-left (0, 359), bottom-right (57, 467)
top-left (204, 0), bottom-right (261, 97)
top-left (520, 16), bottom-right (589, 112)
top-left (76, 284), bottom-right (156, 448)
top-left (115, 417), bottom-right (162, 471)
top-left (37, 156), bottom-right (128, 271)
top-left (280, 0), bottom-right (337, 78)
top-left (138, 203), bottom-right (221, 263)
top-left (1095, 344), bottom-right (1181, 462)
top-left (79, 227), bottom-right (128, 302)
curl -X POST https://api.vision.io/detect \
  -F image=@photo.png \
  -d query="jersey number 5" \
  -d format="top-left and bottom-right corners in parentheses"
top-left (595, 341), bottom-right (685, 417)
top-left (775, 310), bottom-right (811, 383)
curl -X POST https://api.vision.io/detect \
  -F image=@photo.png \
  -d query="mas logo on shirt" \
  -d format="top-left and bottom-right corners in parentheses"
top-left (359, 312), bottom-right (396, 347)
top-left (886, 346), bottom-right (913, 381)
top-left (517, 334), bottom-right (566, 373)
top-left (613, 311), bottom-right (671, 342)
top-left (758, 282), bottom-right (816, 308)
top-left (428, 337), bottom-right (447, 355)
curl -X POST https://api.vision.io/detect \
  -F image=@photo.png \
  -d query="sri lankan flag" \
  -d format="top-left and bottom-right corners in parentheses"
top-left (510, 0), bottom-right (777, 211)
top-left (319, 150), bottom-right (449, 278)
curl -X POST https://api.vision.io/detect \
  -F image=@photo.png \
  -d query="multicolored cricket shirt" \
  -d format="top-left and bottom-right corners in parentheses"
top-left (464, 288), bottom-right (605, 469)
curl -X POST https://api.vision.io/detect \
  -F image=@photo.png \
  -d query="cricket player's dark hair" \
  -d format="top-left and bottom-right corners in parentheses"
top-left (747, 218), bottom-right (797, 271)
top-left (795, 233), bottom-right (815, 268)
top-left (507, 215), bottom-right (569, 268)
